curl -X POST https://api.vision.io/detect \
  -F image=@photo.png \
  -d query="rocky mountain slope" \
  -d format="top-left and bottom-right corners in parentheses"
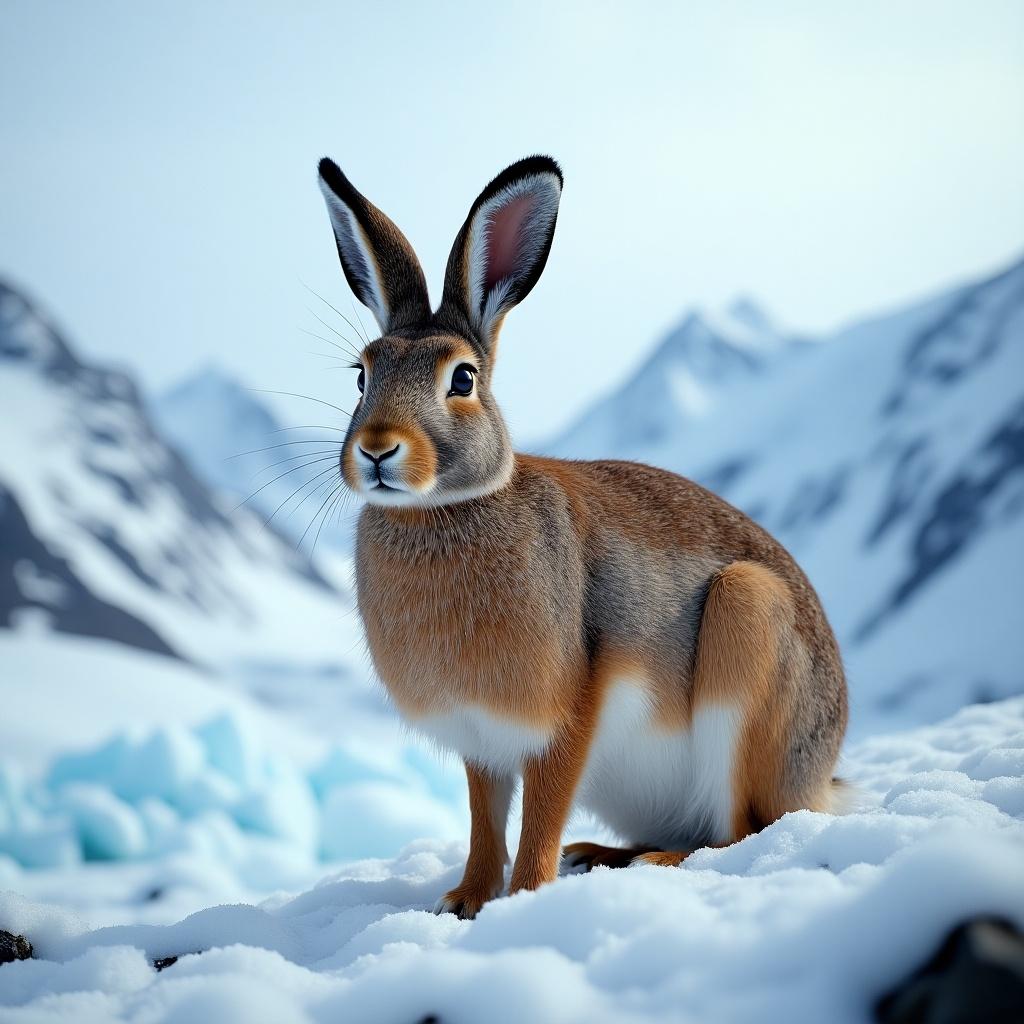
top-left (152, 368), bottom-right (349, 550)
top-left (0, 280), bottom-right (350, 667)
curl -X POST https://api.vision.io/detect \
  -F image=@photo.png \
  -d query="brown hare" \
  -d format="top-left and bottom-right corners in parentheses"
top-left (317, 155), bottom-right (848, 919)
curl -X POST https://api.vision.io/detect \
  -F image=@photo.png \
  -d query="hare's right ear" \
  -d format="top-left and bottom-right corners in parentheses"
top-left (438, 155), bottom-right (562, 354)
top-left (318, 158), bottom-right (431, 334)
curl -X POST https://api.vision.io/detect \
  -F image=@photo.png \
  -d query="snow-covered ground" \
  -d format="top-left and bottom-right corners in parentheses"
top-left (2, 697), bottom-right (1022, 1022)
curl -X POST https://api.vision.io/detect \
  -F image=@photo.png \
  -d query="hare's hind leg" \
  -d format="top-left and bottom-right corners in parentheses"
top-left (561, 841), bottom-right (656, 872)
top-left (688, 560), bottom-right (837, 845)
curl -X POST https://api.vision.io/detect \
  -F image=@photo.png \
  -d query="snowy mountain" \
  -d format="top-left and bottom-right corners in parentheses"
top-left (152, 368), bottom-right (350, 550)
top-left (0, 280), bottom-right (353, 668)
top-left (549, 258), bottom-right (1024, 735)
top-left (553, 297), bottom-right (814, 459)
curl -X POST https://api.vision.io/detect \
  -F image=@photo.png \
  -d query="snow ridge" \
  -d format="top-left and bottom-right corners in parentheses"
top-left (1, 698), bottom-right (1022, 1023)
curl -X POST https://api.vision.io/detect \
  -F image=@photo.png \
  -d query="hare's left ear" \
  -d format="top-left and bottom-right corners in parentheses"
top-left (318, 158), bottom-right (431, 334)
top-left (438, 155), bottom-right (562, 353)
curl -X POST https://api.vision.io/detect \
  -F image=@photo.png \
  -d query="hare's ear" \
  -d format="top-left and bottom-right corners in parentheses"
top-left (318, 158), bottom-right (431, 334)
top-left (438, 155), bottom-right (562, 353)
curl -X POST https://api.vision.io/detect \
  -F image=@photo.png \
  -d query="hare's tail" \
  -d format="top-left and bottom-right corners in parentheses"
top-left (824, 776), bottom-right (867, 815)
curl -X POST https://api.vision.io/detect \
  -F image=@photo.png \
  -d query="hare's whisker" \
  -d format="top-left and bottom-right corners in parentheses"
top-left (227, 440), bottom-right (340, 461)
top-left (247, 388), bottom-right (352, 419)
top-left (265, 464), bottom-right (340, 526)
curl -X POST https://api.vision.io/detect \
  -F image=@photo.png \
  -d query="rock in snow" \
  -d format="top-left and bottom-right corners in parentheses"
top-left (0, 931), bottom-right (33, 966)
top-left (875, 917), bottom-right (1024, 1024)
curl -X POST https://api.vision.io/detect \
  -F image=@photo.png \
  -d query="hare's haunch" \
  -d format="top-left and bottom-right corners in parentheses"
top-left (317, 155), bottom-right (847, 919)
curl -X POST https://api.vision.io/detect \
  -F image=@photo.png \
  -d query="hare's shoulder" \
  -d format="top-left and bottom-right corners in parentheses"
top-left (515, 453), bottom-right (763, 548)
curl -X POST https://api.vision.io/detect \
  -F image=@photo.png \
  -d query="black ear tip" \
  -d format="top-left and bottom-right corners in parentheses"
top-left (318, 157), bottom-right (360, 204)
top-left (504, 154), bottom-right (562, 186)
top-left (318, 156), bottom-right (341, 182)
top-left (527, 154), bottom-right (563, 184)
top-left (477, 155), bottom-right (563, 205)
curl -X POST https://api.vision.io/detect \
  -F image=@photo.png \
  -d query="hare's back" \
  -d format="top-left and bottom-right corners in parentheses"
top-left (518, 455), bottom-right (844, 708)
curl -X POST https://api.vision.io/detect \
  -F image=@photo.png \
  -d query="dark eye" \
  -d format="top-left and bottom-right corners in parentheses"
top-left (356, 368), bottom-right (365, 394)
top-left (448, 364), bottom-right (476, 397)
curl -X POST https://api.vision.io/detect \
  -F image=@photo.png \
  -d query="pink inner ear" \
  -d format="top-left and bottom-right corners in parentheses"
top-left (484, 193), bottom-right (535, 292)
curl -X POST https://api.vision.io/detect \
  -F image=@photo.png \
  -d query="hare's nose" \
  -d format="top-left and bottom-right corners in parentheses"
top-left (357, 444), bottom-right (400, 466)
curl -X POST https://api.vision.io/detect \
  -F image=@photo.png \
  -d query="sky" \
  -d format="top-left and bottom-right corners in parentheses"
top-left (1, 1), bottom-right (1022, 443)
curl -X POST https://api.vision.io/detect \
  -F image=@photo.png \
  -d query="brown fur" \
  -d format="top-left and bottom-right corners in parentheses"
top-left (351, 424), bottom-right (438, 493)
top-left (439, 764), bottom-right (512, 918)
top-left (563, 842), bottom-right (656, 870)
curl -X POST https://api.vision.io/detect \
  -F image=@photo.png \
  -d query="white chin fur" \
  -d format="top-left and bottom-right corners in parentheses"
top-left (353, 454), bottom-right (515, 509)
top-left (358, 484), bottom-right (430, 508)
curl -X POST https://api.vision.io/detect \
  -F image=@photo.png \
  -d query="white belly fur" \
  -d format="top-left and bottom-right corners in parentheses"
top-left (409, 681), bottom-right (739, 849)
top-left (576, 682), bottom-right (739, 848)
top-left (413, 704), bottom-right (553, 777)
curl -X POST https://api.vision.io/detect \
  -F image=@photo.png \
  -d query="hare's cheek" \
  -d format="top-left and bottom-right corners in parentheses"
top-left (341, 445), bottom-right (362, 491)
top-left (399, 426), bottom-right (439, 493)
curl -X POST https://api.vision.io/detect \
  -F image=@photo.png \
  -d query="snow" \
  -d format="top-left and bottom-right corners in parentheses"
top-left (1, 698), bottom-right (1022, 1022)
top-left (0, 634), bottom-right (309, 774)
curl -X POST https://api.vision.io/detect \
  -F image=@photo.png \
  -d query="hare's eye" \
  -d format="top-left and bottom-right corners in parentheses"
top-left (356, 368), bottom-right (365, 394)
top-left (448, 364), bottom-right (476, 397)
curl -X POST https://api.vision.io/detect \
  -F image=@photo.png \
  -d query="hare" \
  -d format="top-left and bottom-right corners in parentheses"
top-left (317, 154), bottom-right (848, 919)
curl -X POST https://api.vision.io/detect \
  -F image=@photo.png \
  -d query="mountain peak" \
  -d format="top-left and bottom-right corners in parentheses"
top-left (161, 363), bottom-right (251, 404)
top-left (0, 278), bottom-right (78, 374)
top-left (724, 295), bottom-right (776, 334)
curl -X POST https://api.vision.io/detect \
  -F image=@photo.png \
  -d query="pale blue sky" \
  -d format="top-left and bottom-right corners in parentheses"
top-left (2, 1), bottom-right (1022, 441)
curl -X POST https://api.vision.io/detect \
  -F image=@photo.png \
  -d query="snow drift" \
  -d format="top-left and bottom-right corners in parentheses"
top-left (2, 698), bottom-right (1022, 1022)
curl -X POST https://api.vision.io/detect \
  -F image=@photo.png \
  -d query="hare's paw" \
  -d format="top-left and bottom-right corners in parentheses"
top-left (434, 880), bottom-right (502, 920)
top-left (561, 842), bottom-right (652, 873)
top-left (630, 849), bottom-right (690, 867)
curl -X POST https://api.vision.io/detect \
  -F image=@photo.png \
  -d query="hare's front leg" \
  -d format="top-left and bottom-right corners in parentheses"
top-left (435, 762), bottom-right (514, 920)
top-left (509, 718), bottom-right (593, 895)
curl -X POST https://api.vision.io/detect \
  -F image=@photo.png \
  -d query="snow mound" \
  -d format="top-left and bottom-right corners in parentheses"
top-left (2, 698), bottom-right (1022, 1023)
top-left (0, 712), bottom-right (463, 876)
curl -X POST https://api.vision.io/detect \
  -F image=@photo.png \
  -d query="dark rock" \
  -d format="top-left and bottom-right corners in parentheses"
top-left (0, 930), bottom-right (33, 965)
top-left (152, 950), bottom-right (204, 972)
top-left (875, 916), bottom-right (1024, 1023)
